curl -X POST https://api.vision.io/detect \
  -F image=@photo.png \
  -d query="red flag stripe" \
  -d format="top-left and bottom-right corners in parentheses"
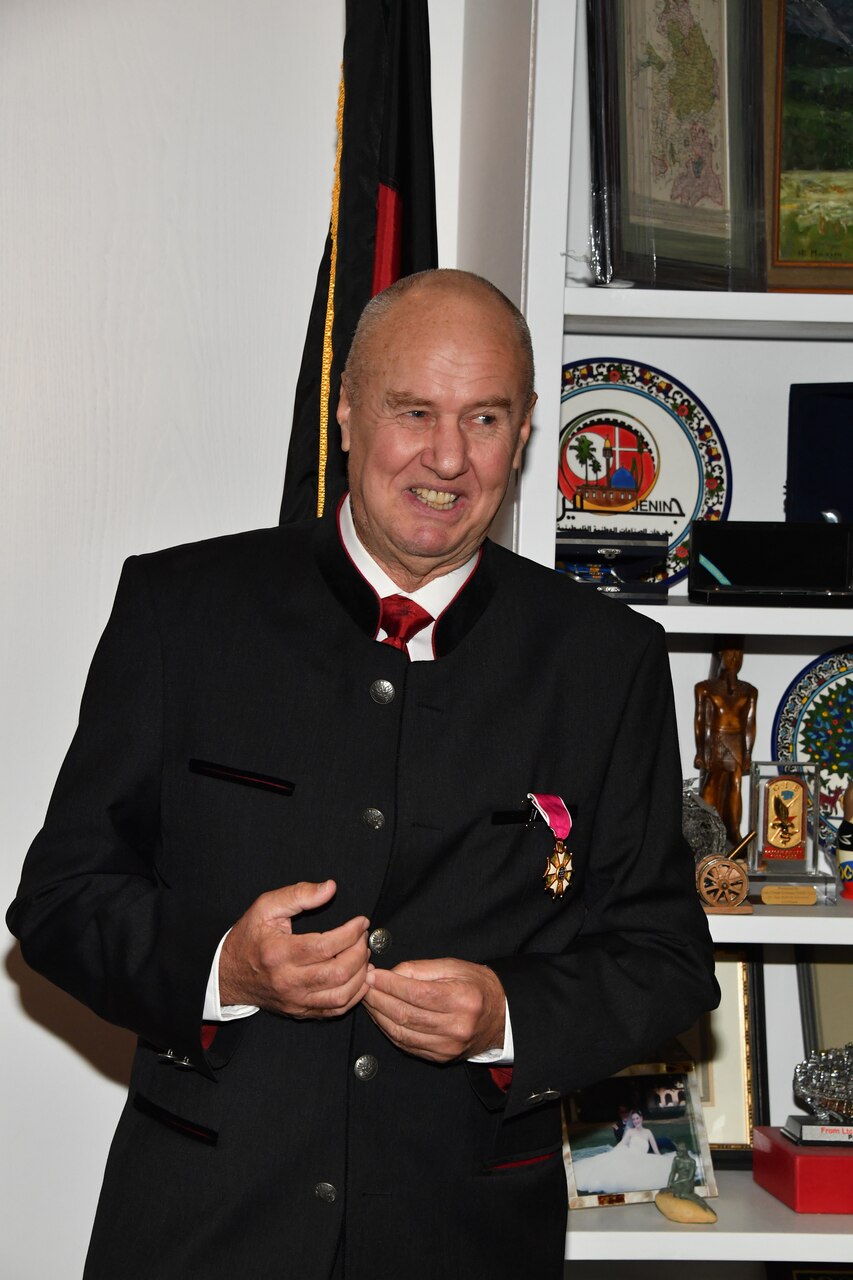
top-left (372, 182), bottom-right (403, 296)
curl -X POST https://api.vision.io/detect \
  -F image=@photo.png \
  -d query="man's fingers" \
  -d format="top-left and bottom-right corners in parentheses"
top-left (365, 966), bottom-right (453, 1012)
top-left (291, 914), bottom-right (371, 966)
top-left (219, 881), bottom-right (370, 1011)
top-left (303, 972), bottom-right (372, 1015)
top-left (260, 878), bottom-right (338, 921)
top-left (296, 934), bottom-right (370, 993)
top-left (362, 999), bottom-right (454, 1062)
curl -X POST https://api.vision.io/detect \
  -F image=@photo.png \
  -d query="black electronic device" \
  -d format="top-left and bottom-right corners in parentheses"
top-left (786, 383), bottom-right (853, 524)
top-left (688, 521), bottom-right (853, 607)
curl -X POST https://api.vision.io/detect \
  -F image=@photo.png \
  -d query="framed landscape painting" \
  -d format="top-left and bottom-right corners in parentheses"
top-left (763, 0), bottom-right (853, 290)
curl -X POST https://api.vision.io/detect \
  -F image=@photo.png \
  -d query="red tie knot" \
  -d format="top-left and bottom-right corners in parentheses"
top-left (379, 594), bottom-right (433, 655)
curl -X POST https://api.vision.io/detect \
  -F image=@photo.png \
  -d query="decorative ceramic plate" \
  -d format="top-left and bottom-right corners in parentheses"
top-left (773, 645), bottom-right (853, 849)
top-left (558, 359), bottom-right (732, 584)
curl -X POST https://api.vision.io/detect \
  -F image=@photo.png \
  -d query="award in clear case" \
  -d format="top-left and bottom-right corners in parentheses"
top-left (748, 761), bottom-right (836, 904)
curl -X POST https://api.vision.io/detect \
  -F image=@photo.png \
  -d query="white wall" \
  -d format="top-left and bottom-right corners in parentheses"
top-left (0, 3), bottom-right (463, 1274)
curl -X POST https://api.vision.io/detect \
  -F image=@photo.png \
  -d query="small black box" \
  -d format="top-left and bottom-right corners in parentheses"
top-left (556, 531), bottom-right (669, 603)
top-left (688, 522), bottom-right (853, 606)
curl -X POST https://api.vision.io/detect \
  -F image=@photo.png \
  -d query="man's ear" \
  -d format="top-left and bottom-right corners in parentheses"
top-left (512, 395), bottom-right (536, 470)
top-left (338, 376), bottom-right (352, 454)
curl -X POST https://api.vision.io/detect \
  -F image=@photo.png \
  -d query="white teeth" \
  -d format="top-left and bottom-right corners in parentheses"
top-left (411, 487), bottom-right (458, 509)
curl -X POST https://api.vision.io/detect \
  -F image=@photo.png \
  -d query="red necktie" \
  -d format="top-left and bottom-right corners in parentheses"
top-left (379, 594), bottom-right (433, 657)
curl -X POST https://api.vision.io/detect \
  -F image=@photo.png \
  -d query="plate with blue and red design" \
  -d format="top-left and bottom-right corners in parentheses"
top-left (558, 358), bottom-right (732, 585)
top-left (773, 645), bottom-right (853, 851)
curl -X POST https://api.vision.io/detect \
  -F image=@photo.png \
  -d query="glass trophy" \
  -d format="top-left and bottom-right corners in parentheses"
top-left (748, 761), bottom-right (837, 904)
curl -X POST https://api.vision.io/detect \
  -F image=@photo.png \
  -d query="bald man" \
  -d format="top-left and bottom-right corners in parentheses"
top-left (8, 270), bottom-right (717, 1280)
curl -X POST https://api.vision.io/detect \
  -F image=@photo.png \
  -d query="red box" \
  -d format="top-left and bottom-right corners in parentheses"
top-left (753, 1125), bottom-right (853, 1214)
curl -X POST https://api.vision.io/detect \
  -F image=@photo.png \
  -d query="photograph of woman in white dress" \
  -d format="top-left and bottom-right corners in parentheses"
top-left (564, 1067), bottom-right (716, 1207)
top-left (572, 1109), bottom-right (677, 1194)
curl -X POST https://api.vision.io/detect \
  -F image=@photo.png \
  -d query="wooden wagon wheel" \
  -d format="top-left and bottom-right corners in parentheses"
top-left (695, 854), bottom-right (722, 881)
top-left (697, 856), bottom-right (748, 909)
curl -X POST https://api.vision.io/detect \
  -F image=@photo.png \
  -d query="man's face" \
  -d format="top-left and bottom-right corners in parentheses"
top-left (338, 287), bottom-right (533, 589)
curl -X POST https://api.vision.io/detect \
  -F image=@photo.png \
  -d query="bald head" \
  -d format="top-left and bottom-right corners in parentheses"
top-left (344, 269), bottom-right (535, 416)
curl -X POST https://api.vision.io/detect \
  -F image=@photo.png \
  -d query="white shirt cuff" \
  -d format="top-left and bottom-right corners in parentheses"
top-left (467, 998), bottom-right (514, 1064)
top-left (203, 930), bottom-right (259, 1021)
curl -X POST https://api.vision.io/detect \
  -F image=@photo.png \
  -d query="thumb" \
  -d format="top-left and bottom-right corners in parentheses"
top-left (267, 879), bottom-right (337, 922)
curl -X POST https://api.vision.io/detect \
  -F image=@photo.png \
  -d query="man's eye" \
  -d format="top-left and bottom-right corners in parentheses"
top-left (472, 413), bottom-right (498, 427)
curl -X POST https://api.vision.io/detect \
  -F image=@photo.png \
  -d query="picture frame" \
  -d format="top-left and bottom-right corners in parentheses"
top-left (763, 0), bottom-right (853, 292)
top-left (563, 1059), bottom-right (717, 1209)
top-left (587, 0), bottom-right (765, 290)
top-left (677, 949), bottom-right (770, 1169)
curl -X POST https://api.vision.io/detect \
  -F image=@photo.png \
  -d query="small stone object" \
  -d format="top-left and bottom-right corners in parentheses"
top-left (654, 1190), bottom-right (717, 1224)
top-left (682, 784), bottom-right (728, 862)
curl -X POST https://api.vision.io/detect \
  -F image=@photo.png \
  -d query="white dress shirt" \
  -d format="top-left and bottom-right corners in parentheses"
top-left (205, 496), bottom-right (514, 1064)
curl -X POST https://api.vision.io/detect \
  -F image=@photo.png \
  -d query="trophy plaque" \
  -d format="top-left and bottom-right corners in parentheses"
top-left (748, 761), bottom-right (837, 904)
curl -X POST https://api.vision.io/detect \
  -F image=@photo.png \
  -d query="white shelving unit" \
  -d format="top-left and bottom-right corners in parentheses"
top-left (706, 898), bottom-right (853, 947)
top-left (563, 286), bottom-right (853, 339)
top-left (494, 0), bottom-right (853, 1265)
top-left (564, 1171), bottom-right (853, 1263)
top-left (458, 0), bottom-right (852, 1264)
top-left (631, 601), bottom-right (853, 637)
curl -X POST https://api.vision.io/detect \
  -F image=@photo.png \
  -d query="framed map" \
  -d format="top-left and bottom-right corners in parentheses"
top-left (588, 0), bottom-right (764, 290)
top-left (763, 0), bottom-right (853, 291)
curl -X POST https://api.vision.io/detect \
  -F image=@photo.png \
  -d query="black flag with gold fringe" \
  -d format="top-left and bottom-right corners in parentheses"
top-left (279, 0), bottom-right (438, 524)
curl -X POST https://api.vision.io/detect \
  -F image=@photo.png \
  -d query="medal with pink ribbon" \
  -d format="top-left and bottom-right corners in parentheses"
top-left (527, 793), bottom-right (573, 899)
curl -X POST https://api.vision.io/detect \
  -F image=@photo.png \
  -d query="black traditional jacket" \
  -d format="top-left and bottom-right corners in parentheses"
top-left (8, 511), bottom-right (718, 1279)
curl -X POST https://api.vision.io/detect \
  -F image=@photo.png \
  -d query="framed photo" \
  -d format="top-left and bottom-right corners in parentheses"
top-left (763, 0), bottom-right (853, 291)
top-left (563, 1059), bottom-right (717, 1209)
top-left (677, 949), bottom-right (770, 1168)
top-left (587, 0), bottom-right (765, 290)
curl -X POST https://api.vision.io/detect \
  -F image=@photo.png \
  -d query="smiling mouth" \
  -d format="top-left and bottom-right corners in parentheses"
top-left (410, 487), bottom-right (459, 510)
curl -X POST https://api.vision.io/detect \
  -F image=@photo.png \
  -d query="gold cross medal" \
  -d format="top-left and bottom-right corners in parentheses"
top-left (527, 793), bottom-right (573, 899)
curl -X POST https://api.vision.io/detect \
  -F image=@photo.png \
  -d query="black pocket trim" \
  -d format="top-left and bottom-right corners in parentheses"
top-left (491, 803), bottom-right (577, 825)
top-left (189, 758), bottom-right (295, 796)
top-left (133, 1091), bottom-right (218, 1146)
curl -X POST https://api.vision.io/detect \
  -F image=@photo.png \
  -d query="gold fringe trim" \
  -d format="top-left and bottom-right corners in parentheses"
top-left (316, 70), bottom-right (345, 518)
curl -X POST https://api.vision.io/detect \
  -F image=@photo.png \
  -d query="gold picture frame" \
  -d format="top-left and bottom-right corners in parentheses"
top-left (678, 948), bottom-right (769, 1167)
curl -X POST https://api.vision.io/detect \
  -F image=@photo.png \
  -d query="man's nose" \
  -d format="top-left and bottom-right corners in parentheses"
top-left (423, 418), bottom-right (468, 477)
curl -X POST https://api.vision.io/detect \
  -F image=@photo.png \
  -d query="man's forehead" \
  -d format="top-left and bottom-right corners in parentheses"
top-left (372, 306), bottom-right (521, 373)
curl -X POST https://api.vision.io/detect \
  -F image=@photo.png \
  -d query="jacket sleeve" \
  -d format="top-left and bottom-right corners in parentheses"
top-left (6, 557), bottom-right (239, 1077)
top-left (487, 623), bottom-right (720, 1120)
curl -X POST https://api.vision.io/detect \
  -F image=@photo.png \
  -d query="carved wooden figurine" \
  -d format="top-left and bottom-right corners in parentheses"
top-left (694, 647), bottom-right (757, 848)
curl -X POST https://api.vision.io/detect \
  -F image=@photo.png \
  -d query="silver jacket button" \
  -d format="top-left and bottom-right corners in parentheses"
top-left (369, 678), bottom-right (395, 704)
top-left (314, 1182), bottom-right (337, 1203)
top-left (353, 1054), bottom-right (379, 1082)
top-left (368, 927), bottom-right (392, 955)
top-left (361, 807), bottom-right (385, 830)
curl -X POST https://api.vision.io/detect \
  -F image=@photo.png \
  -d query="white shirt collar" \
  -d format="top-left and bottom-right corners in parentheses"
top-left (338, 495), bottom-right (479, 660)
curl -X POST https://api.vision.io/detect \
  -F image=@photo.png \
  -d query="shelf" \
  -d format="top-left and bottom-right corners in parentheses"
top-left (563, 1169), bottom-right (853, 1262)
top-left (563, 286), bottom-right (853, 340)
top-left (707, 897), bottom-right (853, 946)
top-left (629, 598), bottom-right (853, 638)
